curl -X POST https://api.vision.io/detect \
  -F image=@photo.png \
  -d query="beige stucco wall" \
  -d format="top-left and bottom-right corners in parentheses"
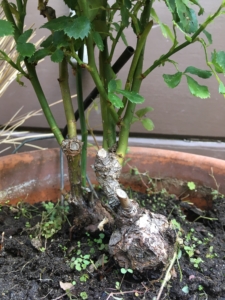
top-left (1, 1), bottom-right (225, 140)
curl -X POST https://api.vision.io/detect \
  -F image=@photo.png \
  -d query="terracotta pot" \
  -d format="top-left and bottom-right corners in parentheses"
top-left (1, 147), bottom-right (225, 208)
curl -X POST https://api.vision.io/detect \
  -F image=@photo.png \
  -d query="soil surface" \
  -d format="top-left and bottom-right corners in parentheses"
top-left (0, 191), bottom-right (225, 300)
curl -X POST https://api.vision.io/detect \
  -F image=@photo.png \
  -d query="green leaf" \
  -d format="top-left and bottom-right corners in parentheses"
top-left (121, 32), bottom-right (128, 46)
top-left (141, 118), bottom-right (154, 131)
top-left (212, 50), bottom-right (225, 74)
top-left (63, 0), bottom-right (76, 9)
top-left (108, 79), bottom-right (117, 93)
top-left (219, 82), bottom-right (225, 94)
top-left (186, 75), bottom-right (210, 98)
top-left (51, 49), bottom-right (64, 62)
top-left (187, 181), bottom-right (196, 190)
top-left (64, 16), bottom-right (91, 40)
top-left (92, 31), bottom-right (104, 51)
top-left (16, 73), bottom-right (24, 86)
top-left (125, 0), bottom-right (131, 9)
top-left (115, 79), bottom-right (122, 90)
top-left (131, 116), bottom-right (139, 124)
top-left (120, 268), bottom-right (127, 274)
top-left (117, 90), bottom-right (145, 104)
top-left (0, 20), bottom-right (14, 37)
top-left (40, 35), bottom-right (53, 48)
top-left (16, 43), bottom-right (35, 57)
top-left (211, 51), bottom-right (224, 73)
top-left (160, 23), bottom-right (175, 42)
top-left (52, 31), bottom-right (69, 48)
top-left (184, 66), bottom-right (212, 79)
top-left (41, 16), bottom-right (71, 31)
top-left (163, 72), bottom-right (183, 88)
top-left (112, 22), bottom-right (128, 46)
top-left (28, 49), bottom-right (50, 63)
top-left (121, 6), bottom-right (129, 27)
top-left (175, 0), bottom-right (198, 34)
top-left (135, 106), bottom-right (153, 118)
top-left (165, 0), bottom-right (176, 13)
top-left (108, 93), bottom-right (123, 108)
top-left (17, 29), bottom-right (33, 44)
top-left (203, 29), bottom-right (212, 45)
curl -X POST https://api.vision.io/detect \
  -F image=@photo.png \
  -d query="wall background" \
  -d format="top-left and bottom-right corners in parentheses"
top-left (1, 1), bottom-right (225, 158)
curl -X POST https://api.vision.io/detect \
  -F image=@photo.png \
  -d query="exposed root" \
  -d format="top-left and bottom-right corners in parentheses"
top-left (109, 199), bottom-right (176, 272)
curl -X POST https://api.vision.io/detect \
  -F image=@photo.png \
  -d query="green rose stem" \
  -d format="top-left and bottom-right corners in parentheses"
top-left (76, 47), bottom-right (88, 187)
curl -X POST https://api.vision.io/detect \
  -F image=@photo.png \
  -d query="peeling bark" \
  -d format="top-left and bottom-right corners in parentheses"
top-left (61, 138), bottom-right (83, 204)
top-left (93, 149), bottom-right (122, 208)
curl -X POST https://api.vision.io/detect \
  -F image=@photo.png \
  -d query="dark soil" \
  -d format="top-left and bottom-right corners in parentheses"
top-left (0, 191), bottom-right (225, 300)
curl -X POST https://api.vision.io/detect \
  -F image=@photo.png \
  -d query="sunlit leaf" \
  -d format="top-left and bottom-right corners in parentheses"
top-left (184, 66), bottom-right (212, 79)
top-left (108, 79), bottom-right (117, 93)
top-left (212, 50), bottom-right (225, 74)
top-left (203, 29), bottom-right (212, 45)
top-left (175, 0), bottom-right (198, 34)
top-left (131, 116), bottom-right (139, 124)
top-left (141, 118), bottom-right (154, 131)
top-left (160, 23), bottom-right (174, 42)
top-left (0, 20), bottom-right (14, 37)
top-left (219, 82), bottom-right (225, 94)
top-left (186, 75), bottom-right (210, 98)
top-left (211, 51), bottom-right (224, 73)
top-left (108, 93), bottom-right (123, 108)
top-left (92, 31), bottom-right (104, 51)
top-left (163, 72), bottom-right (182, 88)
top-left (117, 89), bottom-right (145, 103)
top-left (135, 106), bottom-right (153, 118)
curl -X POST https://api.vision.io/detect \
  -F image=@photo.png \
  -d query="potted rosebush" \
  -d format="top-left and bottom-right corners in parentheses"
top-left (1, 0), bottom-right (225, 284)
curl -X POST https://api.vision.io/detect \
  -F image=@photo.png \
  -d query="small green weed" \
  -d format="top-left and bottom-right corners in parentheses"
top-left (80, 291), bottom-right (88, 300)
top-left (70, 254), bottom-right (91, 271)
top-left (187, 181), bottom-right (196, 191)
top-left (190, 257), bottom-right (204, 268)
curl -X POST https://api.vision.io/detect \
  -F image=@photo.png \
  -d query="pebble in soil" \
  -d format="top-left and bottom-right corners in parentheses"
top-left (0, 191), bottom-right (224, 300)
